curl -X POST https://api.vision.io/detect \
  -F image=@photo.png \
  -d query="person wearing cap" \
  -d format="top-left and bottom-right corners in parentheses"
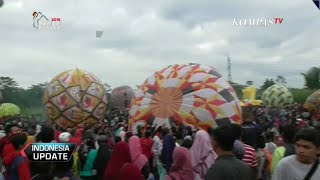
top-left (59, 132), bottom-right (80, 179)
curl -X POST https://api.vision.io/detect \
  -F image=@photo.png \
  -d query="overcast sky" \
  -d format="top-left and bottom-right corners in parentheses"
top-left (0, 0), bottom-right (319, 89)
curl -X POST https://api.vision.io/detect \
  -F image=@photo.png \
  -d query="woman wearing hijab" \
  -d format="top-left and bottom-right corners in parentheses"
top-left (103, 141), bottom-right (131, 180)
top-left (165, 147), bottom-right (200, 180)
top-left (189, 130), bottom-right (216, 179)
top-left (160, 128), bottom-right (176, 172)
top-left (128, 136), bottom-right (150, 179)
top-left (115, 127), bottom-right (124, 137)
top-left (118, 163), bottom-right (144, 180)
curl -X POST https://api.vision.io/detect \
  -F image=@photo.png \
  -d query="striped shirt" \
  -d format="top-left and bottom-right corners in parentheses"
top-left (242, 144), bottom-right (258, 168)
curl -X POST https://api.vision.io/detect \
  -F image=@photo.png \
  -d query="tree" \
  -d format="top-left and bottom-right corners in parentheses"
top-left (290, 88), bottom-right (316, 104)
top-left (229, 81), bottom-right (245, 99)
top-left (301, 67), bottom-right (320, 89)
top-left (0, 77), bottom-right (22, 104)
top-left (0, 77), bottom-right (19, 89)
top-left (260, 78), bottom-right (275, 91)
top-left (275, 75), bottom-right (287, 85)
top-left (24, 82), bottom-right (48, 107)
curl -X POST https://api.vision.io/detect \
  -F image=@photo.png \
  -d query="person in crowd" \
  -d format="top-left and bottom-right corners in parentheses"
top-left (58, 132), bottom-right (80, 179)
top-left (151, 129), bottom-right (163, 180)
top-left (125, 132), bottom-right (133, 143)
top-left (241, 111), bottom-right (261, 148)
top-left (137, 125), bottom-right (143, 138)
top-left (190, 130), bottom-right (216, 179)
top-left (69, 128), bottom-right (81, 146)
top-left (58, 132), bottom-right (71, 143)
top-left (52, 156), bottom-right (78, 180)
top-left (160, 128), bottom-right (176, 172)
top-left (6, 133), bottom-right (30, 180)
top-left (26, 127), bottom-right (36, 144)
top-left (119, 130), bottom-right (126, 142)
top-left (273, 128), bottom-right (320, 180)
top-left (0, 123), bottom-right (21, 165)
top-left (230, 124), bottom-right (245, 160)
top-left (256, 135), bottom-right (271, 180)
top-left (104, 141), bottom-right (131, 180)
top-left (114, 136), bottom-right (122, 144)
top-left (165, 147), bottom-right (200, 180)
top-left (240, 122), bottom-right (258, 179)
top-left (264, 131), bottom-right (277, 154)
top-left (205, 125), bottom-right (253, 180)
top-left (140, 130), bottom-right (154, 174)
top-left (270, 124), bottom-right (297, 175)
top-left (128, 136), bottom-right (150, 179)
top-left (153, 126), bottom-right (162, 139)
top-left (181, 136), bottom-right (193, 149)
top-left (115, 127), bottom-right (124, 137)
top-left (78, 132), bottom-right (97, 180)
top-left (30, 124), bottom-right (55, 178)
top-left (118, 163), bottom-right (144, 180)
top-left (93, 135), bottom-right (112, 180)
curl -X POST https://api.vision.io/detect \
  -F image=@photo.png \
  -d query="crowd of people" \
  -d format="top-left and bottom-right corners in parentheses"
top-left (0, 104), bottom-right (319, 180)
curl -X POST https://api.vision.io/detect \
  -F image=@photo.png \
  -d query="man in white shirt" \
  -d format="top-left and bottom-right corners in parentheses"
top-left (273, 128), bottom-right (320, 180)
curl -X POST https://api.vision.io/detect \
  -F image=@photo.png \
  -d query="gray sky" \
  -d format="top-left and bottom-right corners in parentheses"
top-left (0, 0), bottom-right (319, 89)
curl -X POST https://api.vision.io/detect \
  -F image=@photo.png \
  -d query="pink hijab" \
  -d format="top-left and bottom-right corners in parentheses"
top-left (165, 147), bottom-right (195, 180)
top-left (189, 130), bottom-right (216, 178)
top-left (128, 136), bottom-right (148, 170)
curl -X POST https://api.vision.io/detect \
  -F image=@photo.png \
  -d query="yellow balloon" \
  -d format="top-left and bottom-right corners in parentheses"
top-left (43, 69), bottom-right (108, 129)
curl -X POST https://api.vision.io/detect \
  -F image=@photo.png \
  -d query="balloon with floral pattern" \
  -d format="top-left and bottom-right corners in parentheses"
top-left (43, 69), bottom-right (108, 129)
top-left (129, 63), bottom-right (242, 131)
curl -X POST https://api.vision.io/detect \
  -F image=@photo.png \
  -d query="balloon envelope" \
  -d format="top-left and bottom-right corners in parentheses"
top-left (304, 89), bottom-right (320, 113)
top-left (111, 86), bottom-right (134, 110)
top-left (262, 84), bottom-right (294, 107)
top-left (129, 63), bottom-right (242, 131)
top-left (43, 69), bottom-right (108, 129)
top-left (0, 103), bottom-right (21, 118)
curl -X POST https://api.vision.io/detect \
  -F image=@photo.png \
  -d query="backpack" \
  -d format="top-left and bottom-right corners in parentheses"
top-left (262, 149), bottom-right (272, 172)
top-left (7, 156), bottom-right (25, 180)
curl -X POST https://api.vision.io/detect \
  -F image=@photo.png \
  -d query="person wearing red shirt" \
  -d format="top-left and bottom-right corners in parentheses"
top-left (6, 133), bottom-right (31, 180)
top-left (0, 124), bottom-right (21, 167)
top-left (140, 130), bottom-right (154, 170)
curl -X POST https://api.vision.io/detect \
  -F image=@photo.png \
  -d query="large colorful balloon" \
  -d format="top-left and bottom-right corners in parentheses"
top-left (304, 89), bottom-right (320, 113)
top-left (0, 103), bottom-right (21, 118)
top-left (43, 69), bottom-right (108, 129)
top-left (262, 84), bottom-right (294, 107)
top-left (129, 63), bottom-right (242, 131)
top-left (111, 86), bottom-right (134, 110)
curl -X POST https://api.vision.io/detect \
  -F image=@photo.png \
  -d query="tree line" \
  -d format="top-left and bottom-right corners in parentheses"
top-left (0, 66), bottom-right (319, 116)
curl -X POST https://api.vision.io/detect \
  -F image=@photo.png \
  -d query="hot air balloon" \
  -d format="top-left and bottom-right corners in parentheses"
top-left (262, 84), bottom-right (294, 107)
top-left (304, 89), bottom-right (320, 113)
top-left (129, 63), bottom-right (242, 131)
top-left (0, 103), bottom-right (21, 123)
top-left (43, 69), bottom-right (108, 129)
top-left (111, 86), bottom-right (134, 110)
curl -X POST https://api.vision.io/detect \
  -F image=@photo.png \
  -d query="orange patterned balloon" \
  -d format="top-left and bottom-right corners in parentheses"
top-left (129, 63), bottom-right (242, 131)
top-left (43, 69), bottom-right (108, 129)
